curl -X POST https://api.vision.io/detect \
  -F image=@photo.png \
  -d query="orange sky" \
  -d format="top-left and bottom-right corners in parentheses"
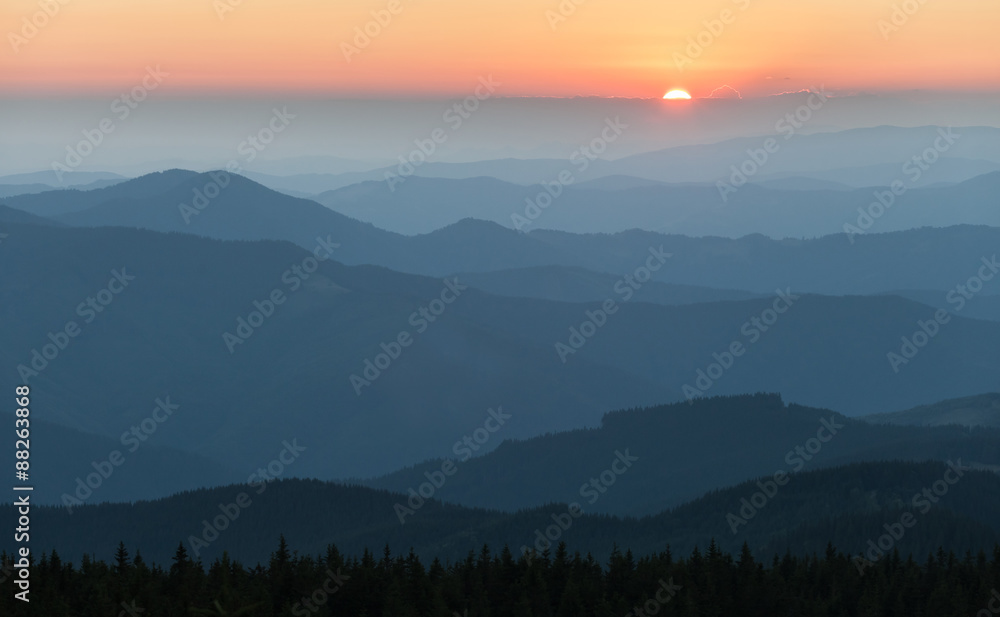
top-left (2, 0), bottom-right (997, 97)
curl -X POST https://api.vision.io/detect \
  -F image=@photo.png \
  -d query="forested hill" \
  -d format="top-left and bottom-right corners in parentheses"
top-left (367, 393), bottom-right (1000, 515)
top-left (6, 460), bottom-right (1000, 567)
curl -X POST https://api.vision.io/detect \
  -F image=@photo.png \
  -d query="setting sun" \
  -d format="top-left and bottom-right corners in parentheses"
top-left (663, 90), bottom-right (692, 100)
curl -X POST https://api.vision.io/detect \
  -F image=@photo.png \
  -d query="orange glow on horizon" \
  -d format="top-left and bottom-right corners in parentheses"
top-left (1, 0), bottom-right (997, 97)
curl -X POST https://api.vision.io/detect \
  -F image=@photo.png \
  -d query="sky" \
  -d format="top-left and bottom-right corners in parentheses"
top-left (3, 0), bottom-right (999, 98)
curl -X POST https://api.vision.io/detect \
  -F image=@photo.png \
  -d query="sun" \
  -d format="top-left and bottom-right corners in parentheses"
top-left (663, 89), bottom-right (692, 100)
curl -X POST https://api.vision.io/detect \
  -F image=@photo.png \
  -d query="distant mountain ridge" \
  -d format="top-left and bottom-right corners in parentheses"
top-left (458, 266), bottom-right (760, 305)
top-left (201, 125), bottom-right (1000, 196)
top-left (863, 393), bottom-right (1000, 428)
top-left (608, 125), bottom-right (1000, 183)
top-left (0, 170), bottom-right (126, 187)
top-left (4, 222), bottom-right (1000, 502)
top-left (0, 204), bottom-right (62, 226)
top-left (5, 460), bottom-right (998, 567)
top-left (365, 393), bottom-right (1000, 515)
top-left (6, 170), bottom-right (1000, 296)
top-left (312, 169), bottom-right (1000, 237)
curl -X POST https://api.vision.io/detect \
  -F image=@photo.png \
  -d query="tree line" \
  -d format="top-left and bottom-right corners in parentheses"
top-left (3, 537), bottom-right (1000, 616)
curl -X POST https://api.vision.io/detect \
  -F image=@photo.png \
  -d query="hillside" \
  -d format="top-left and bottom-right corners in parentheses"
top-left (3, 223), bottom-right (1000, 504)
top-left (458, 265), bottom-right (759, 305)
top-left (5, 460), bottom-right (998, 567)
top-left (0, 204), bottom-right (62, 226)
top-left (607, 126), bottom-right (1000, 184)
top-left (0, 222), bottom-right (668, 486)
top-left (6, 172), bottom-right (1000, 296)
top-left (876, 289), bottom-right (1000, 322)
top-left (366, 394), bottom-right (1000, 515)
top-left (864, 393), bottom-right (1000, 428)
top-left (0, 415), bottom-right (241, 505)
top-left (313, 171), bottom-right (1000, 237)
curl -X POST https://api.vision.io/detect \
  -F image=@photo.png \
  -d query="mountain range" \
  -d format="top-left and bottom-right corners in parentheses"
top-left (313, 171), bottom-right (1000, 237)
top-left (9, 459), bottom-right (998, 566)
top-left (2, 138), bottom-right (999, 574)
top-left (5, 170), bottom-right (1000, 297)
